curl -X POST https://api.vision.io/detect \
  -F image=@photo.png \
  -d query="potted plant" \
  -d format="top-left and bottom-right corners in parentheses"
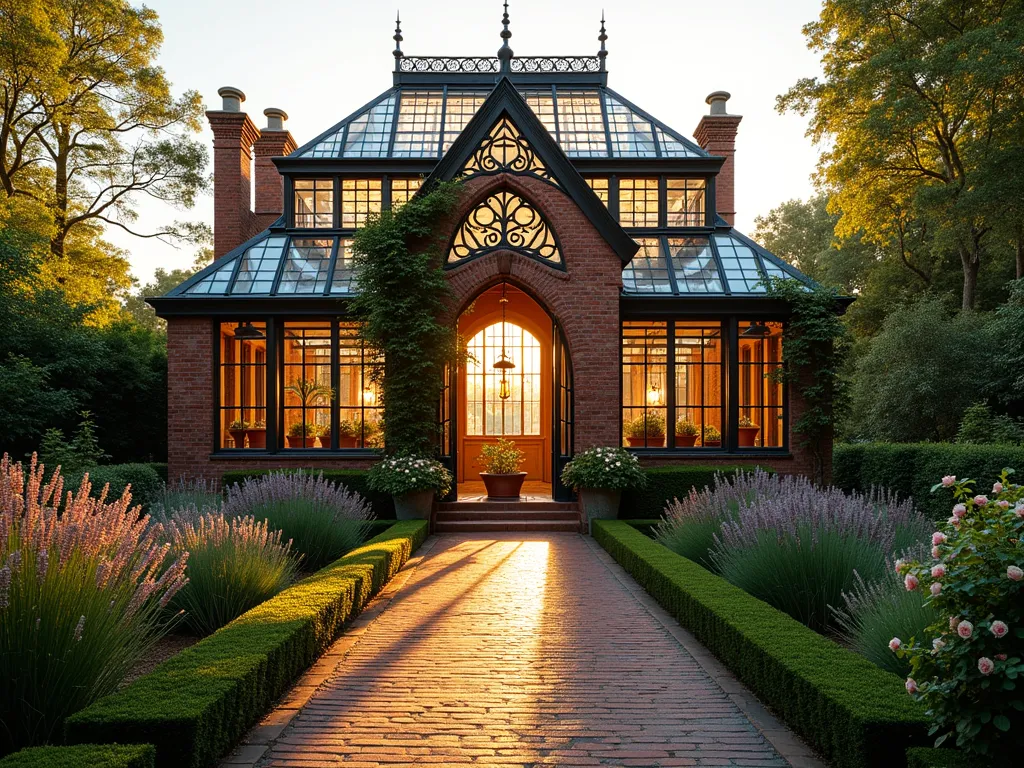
top-left (624, 412), bottom-right (666, 448)
top-left (738, 415), bottom-right (760, 447)
top-left (478, 438), bottom-right (527, 500)
top-left (703, 424), bottom-right (722, 447)
top-left (675, 418), bottom-right (700, 447)
top-left (337, 418), bottom-right (359, 449)
top-left (246, 420), bottom-right (266, 449)
top-left (317, 421), bottom-right (331, 448)
top-left (561, 447), bottom-right (647, 533)
top-left (361, 418), bottom-right (382, 448)
top-left (228, 419), bottom-right (249, 448)
top-left (286, 421), bottom-right (319, 449)
top-left (367, 455), bottom-right (452, 520)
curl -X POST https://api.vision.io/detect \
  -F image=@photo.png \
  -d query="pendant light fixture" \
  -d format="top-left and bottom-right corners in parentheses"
top-left (493, 282), bottom-right (515, 400)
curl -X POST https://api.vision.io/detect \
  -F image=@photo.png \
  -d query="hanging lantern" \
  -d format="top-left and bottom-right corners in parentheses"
top-left (498, 376), bottom-right (511, 401)
top-left (647, 380), bottom-right (662, 405)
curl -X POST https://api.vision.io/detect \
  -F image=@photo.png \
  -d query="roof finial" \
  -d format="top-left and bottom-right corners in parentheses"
top-left (498, 1), bottom-right (513, 73)
top-left (598, 11), bottom-right (608, 71)
top-left (393, 12), bottom-right (403, 72)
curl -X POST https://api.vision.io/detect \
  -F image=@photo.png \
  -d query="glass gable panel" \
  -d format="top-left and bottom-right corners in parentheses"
top-left (714, 234), bottom-right (766, 293)
top-left (666, 179), bottom-right (706, 227)
top-left (622, 238), bottom-right (672, 293)
top-left (293, 179), bottom-right (333, 228)
top-left (393, 91), bottom-right (443, 157)
top-left (555, 90), bottom-right (607, 156)
top-left (656, 127), bottom-right (701, 157)
top-left (231, 236), bottom-right (287, 295)
top-left (442, 92), bottom-right (486, 151)
top-left (619, 178), bottom-right (660, 228)
top-left (278, 238), bottom-right (333, 294)
top-left (522, 90), bottom-right (557, 135)
top-left (341, 95), bottom-right (396, 158)
top-left (668, 237), bottom-right (722, 293)
top-left (185, 258), bottom-right (234, 295)
top-left (605, 93), bottom-right (656, 157)
top-left (330, 239), bottom-right (357, 294)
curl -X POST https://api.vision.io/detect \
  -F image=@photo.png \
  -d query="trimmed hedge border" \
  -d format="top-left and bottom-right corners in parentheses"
top-left (905, 748), bottom-right (984, 768)
top-left (592, 520), bottom-right (928, 768)
top-left (222, 469), bottom-right (395, 519)
top-left (66, 520), bottom-right (428, 768)
top-left (0, 745), bottom-right (155, 768)
top-left (622, 519), bottom-right (661, 537)
top-left (620, 465), bottom-right (775, 519)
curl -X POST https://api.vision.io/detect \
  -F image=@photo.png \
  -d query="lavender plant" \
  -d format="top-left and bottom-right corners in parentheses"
top-left (163, 510), bottom-right (298, 636)
top-left (223, 471), bottom-right (371, 571)
top-left (153, 476), bottom-right (222, 517)
top-left (0, 454), bottom-right (188, 755)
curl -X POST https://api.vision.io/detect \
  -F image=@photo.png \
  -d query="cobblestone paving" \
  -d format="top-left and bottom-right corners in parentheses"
top-left (251, 534), bottom-right (800, 767)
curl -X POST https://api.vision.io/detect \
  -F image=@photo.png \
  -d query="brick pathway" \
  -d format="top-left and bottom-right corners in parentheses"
top-left (230, 534), bottom-right (820, 768)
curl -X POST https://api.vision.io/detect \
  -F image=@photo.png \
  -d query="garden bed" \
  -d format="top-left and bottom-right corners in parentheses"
top-left (0, 745), bottom-right (155, 768)
top-left (620, 465), bottom-right (774, 519)
top-left (65, 520), bottom-right (428, 768)
top-left (593, 520), bottom-right (929, 768)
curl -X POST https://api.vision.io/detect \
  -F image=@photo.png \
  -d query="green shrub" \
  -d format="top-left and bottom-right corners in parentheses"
top-left (905, 747), bottom-right (985, 767)
top-left (222, 469), bottom-right (396, 518)
top-left (619, 465), bottom-right (774, 520)
top-left (0, 744), bottom-right (155, 768)
top-left (561, 447), bottom-right (646, 492)
top-left (147, 463), bottom-right (168, 483)
top-left (70, 463), bottom-right (164, 510)
top-left (366, 455), bottom-right (452, 497)
top-left (955, 403), bottom-right (1023, 446)
top-left (833, 443), bottom-right (1024, 520)
top-left (592, 520), bottom-right (928, 768)
top-left (65, 520), bottom-right (428, 768)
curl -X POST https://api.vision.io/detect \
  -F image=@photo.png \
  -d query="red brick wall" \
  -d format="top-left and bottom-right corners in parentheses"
top-left (693, 115), bottom-right (742, 226)
top-left (207, 111), bottom-right (262, 258)
top-left (254, 129), bottom-right (296, 231)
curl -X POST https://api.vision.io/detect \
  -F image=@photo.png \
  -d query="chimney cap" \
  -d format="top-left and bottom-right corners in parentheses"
top-left (217, 86), bottom-right (246, 112)
top-left (263, 107), bottom-right (288, 131)
top-left (705, 91), bottom-right (732, 115)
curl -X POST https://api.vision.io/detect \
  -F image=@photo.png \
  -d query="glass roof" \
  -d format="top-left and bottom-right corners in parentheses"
top-left (296, 86), bottom-right (706, 160)
top-left (621, 233), bottom-right (813, 296)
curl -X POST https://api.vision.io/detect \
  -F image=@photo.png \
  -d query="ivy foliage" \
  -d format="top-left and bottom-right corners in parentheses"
top-left (350, 182), bottom-right (464, 455)
top-left (766, 277), bottom-right (852, 484)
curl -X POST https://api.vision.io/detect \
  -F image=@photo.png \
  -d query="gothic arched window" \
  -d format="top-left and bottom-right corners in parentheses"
top-left (448, 191), bottom-right (562, 266)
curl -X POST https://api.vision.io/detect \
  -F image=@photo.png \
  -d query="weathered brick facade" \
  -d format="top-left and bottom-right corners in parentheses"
top-left (207, 109), bottom-right (262, 258)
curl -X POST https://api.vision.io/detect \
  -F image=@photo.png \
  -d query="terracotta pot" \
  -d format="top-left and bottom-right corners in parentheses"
top-left (229, 429), bottom-right (247, 449)
top-left (394, 490), bottom-right (434, 520)
top-left (738, 426), bottom-right (761, 448)
top-left (338, 436), bottom-right (358, 449)
top-left (479, 472), bottom-right (527, 500)
top-left (318, 430), bottom-right (331, 448)
top-left (245, 429), bottom-right (266, 449)
top-left (626, 436), bottom-right (664, 448)
top-left (704, 439), bottom-right (722, 448)
top-left (675, 434), bottom-right (698, 447)
top-left (286, 435), bottom-right (316, 449)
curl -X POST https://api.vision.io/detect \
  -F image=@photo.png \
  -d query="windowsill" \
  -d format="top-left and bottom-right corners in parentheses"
top-left (209, 450), bottom-right (381, 460)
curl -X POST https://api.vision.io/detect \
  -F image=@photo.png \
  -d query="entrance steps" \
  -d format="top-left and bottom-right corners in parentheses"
top-left (434, 500), bottom-right (581, 533)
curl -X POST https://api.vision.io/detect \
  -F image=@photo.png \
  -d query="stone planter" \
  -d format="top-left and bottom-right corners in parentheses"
top-left (246, 428), bottom-right (266, 449)
top-left (580, 488), bottom-right (622, 534)
top-left (738, 426), bottom-right (761, 448)
top-left (480, 472), bottom-right (527, 500)
top-left (394, 489), bottom-right (434, 520)
top-left (675, 434), bottom-right (698, 447)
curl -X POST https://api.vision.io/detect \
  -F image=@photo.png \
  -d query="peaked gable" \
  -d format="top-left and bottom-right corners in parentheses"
top-left (422, 78), bottom-right (638, 264)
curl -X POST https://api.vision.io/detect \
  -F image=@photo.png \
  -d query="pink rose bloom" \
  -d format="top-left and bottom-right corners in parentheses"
top-left (905, 678), bottom-right (918, 694)
top-left (894, 559), bottom-right (906, 574)
top-left (932, 532), bottom-right (947, 545)
top-left (931, 546), bottom-right (941, 559)
top-left (990, 620), bottom-right (1009, 638)
top-left (889, 637), bottom-right (902, 652)
top-left (930, 582), bottom-right (942, 596)
top-left (993, 482), bottom-right (1003, 494)
top-left (1016, 503), bottom-right (1024, 519)
top-left (978, 657), bottom-right (995, 675)
top-left (1008, 565), bottom-right (1023, 582)
top-left (998, 500), bottom-right (1010, 510)
top-left (931, 564), bottom-right (946, 579)
top-left (941, 475), bottom-right (956, 487)
top-left (947, 516), bottom-right (961, 527)
top-left (996, 654), bottom-right (1007, 661)
top-left (957, 620), bottom-right (974, 639)
top-left (952, 503), bottom-right (967, 518)
top-left (904, 573), bottom-right (919, 591)
top-left (974, 495), bottom-right (989, 506)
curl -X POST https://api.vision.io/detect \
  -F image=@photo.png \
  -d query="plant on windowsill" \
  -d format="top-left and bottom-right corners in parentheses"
top-left (624, 412), bottom-right (666, 448)
top-left (228, 419), bottom-right (249, 449)
top-left (336, 418), bottom-right (360, 449)
top-left (286, 421), bottom-right (320, 449)
top-left (367, 455), bottom-right (453, 520)
top-left (702, 424), bottom-right (722, 447)
top-left (478, 438), bottom-right (527, 500)
top-left (560, 447), bottom-right (647, 532)
top-left (675, 418), bottom-right (700, 447)
top-left (738, 415), bottom-right (761, 448)
top-left (246, 420), bottom-right (267, 449)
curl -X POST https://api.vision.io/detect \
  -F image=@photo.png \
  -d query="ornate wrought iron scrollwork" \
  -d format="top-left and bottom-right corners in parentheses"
top-left (511, 57), bottom-right (602, 73)
top-left (461, 118), bottom-right (559, 187)
top-left (449, 192), bottom-right (562, 266)
top-left (398, 56), bottom-right (601, 74)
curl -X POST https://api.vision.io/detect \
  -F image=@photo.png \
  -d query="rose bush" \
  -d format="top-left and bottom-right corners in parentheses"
top-left (893, 469), bottom-right (1024, 756)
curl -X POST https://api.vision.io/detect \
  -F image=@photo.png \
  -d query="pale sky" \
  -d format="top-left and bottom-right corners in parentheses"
top-left (116, 0), bottom-right (825, 284)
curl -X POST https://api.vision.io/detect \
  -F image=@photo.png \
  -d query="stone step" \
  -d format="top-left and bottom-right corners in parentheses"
top-left (436, 509), bottom-right (579, 522)
top-left (434, 519), bottom-right (582, 533)
top-left (438, 501), bottom-right (577, 512)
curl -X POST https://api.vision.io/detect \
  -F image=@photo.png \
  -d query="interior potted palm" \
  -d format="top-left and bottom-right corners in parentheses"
top-left (478, 438), bottom-right (527, 500)
top-left (624, 412), bottom-right (666, 448)
top-left (703, 424), bottom-right (722, 448)
top-left (246, 420), bottom-right (266, 449)
top-left (675, 418), bottom-right (700, 447)
top-left (738, 415), bottom-right (761, 447)
top-left (228, 419), bottom-right (249, 448)
top-left (368, 455), bottom-right (453, 520)
top-left (561, 447), bottom-right (647, 533)
top-left (286, 421), bottom-right (319, 449)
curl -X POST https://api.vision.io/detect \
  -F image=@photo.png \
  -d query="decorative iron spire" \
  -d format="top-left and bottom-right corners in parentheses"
top-left (498, 1), bottom-right (513, 73)
top-left (393, 12), bottom-right (403, 72)
top-left (598, 11), bottom-right (608, 71)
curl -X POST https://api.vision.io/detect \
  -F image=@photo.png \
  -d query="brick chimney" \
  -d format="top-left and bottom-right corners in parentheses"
top-left (254, 107), bottom-right (297, 229)
top-left (207, 87), bottom-right (261, 258)
top-left (693, 91), bottom-right (742, 226)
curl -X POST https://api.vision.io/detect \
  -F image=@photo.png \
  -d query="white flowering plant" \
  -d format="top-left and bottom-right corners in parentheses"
top-left (560, 447), bottom-right (647, 491)
top-left (892, 469), bottom-right (1024, 757)
top-left (367, 455), bottom-right (452, 497)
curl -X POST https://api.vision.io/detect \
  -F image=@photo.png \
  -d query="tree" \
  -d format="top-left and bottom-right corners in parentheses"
top-left (779, 0), bottom-right (1024, 310)
top-left (123, 245), bottom-right (211, 332)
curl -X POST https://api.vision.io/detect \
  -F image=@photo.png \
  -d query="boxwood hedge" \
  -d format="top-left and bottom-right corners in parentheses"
top-left (222, 468), bottom-right (395, 518)
top-left (905, 748), bottom-right (984, 768)
top-left (0, 745), bottom-right (155, 768)
top-left (592, 520), bottom-right (928, 768)
top-left (620, 465), bottom-right (775, 519)
top-left (66, 520), bottom-right (428, 768)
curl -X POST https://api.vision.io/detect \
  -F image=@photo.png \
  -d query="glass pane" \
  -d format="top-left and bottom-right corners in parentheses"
top-left (667, 237), bottom-right (722, 293)
top-left (464, 321), bottom-right (541, 437)
top-left (604, 93), bottom-right (656, 157)
top-left (442, 91), bottom-right (486, 151)
top-left (522, 90), bottom-right (557, 135)
top-left (674, 322), bottom-right (723, 448)
top-left (341, 178), bottom-right (382, 228)
top-left (338, 322), bottom-right (382, 448)
top-left (278, 238), bottom-right (333, 294)
top-left (219, 322), bottom-right (267, 449)
top-left (330, 239), bottom-right (357, 294)
top-left (666, 179), bottom-right (706, 227)
top-left (341, 95), bottom-right (396, 158)
top-left (232, 236), bottom-right (287, 294)
top-left (714, 234), bottom-right (767, 293)
top-left (618, 178), bottom-right (659, 227)
top-left (390, 178), bottom-right (422, 210)
top-left (555, 89), bottom-right (607, 157)
top-left (293, 179), bottom-right (334, 228)
top-left (657, 127), bottom-right (700, 157)
top-left (393, 91), bottom-right (443, 157)
top-left (186, 259), bottom-right (234, 295)
top-left (585, 177), bottom-right (609, 206)
top-left (622, 237), bottom-right (672, 293)
top-left (282, 322), bottom-right (333, 449)
top-left (621, 321), bottom-right (667, 448)
top-left (738, 321), bottom-right (784, 448)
